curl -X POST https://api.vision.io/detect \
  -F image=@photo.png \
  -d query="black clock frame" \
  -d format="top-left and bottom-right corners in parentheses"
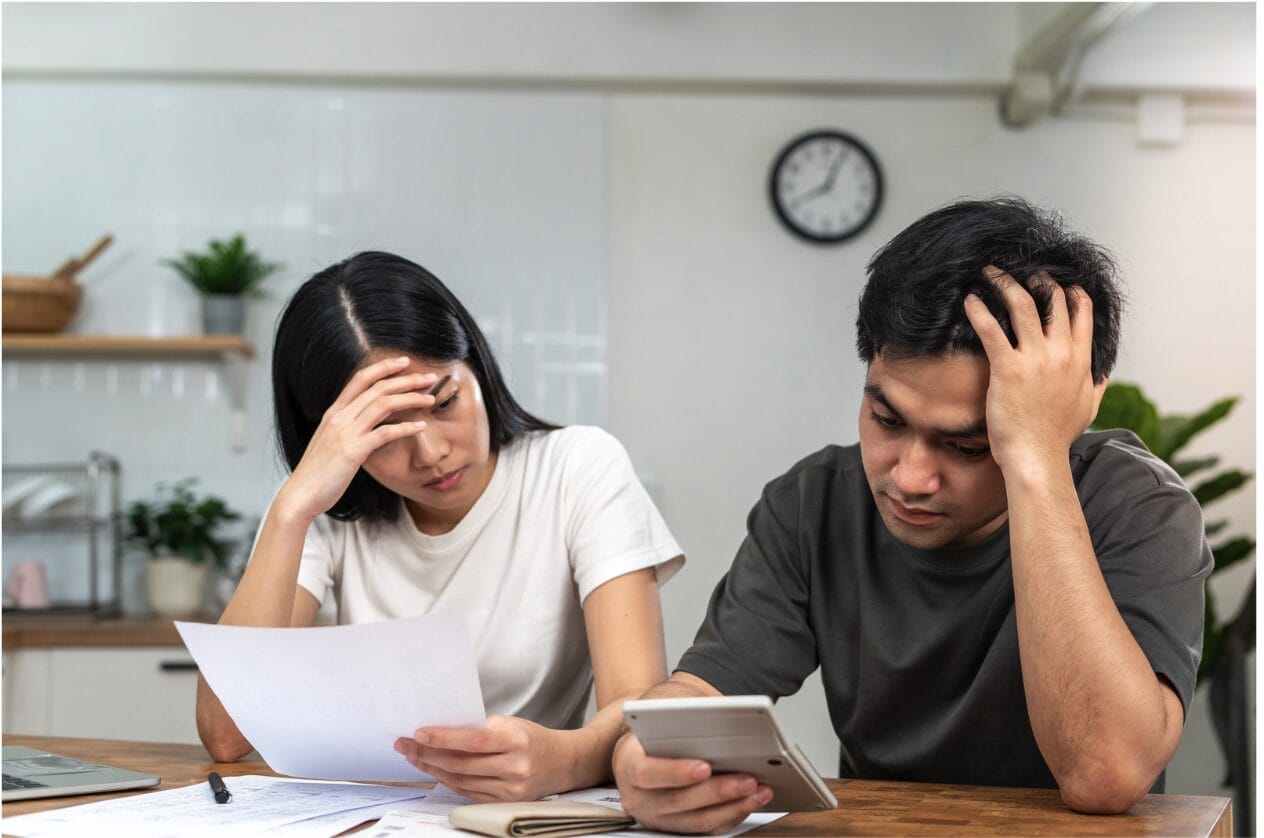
top-left (768, 129), bottom-right (884, 245)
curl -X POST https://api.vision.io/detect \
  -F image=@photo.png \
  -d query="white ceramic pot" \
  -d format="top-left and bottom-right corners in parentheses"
top-left (146, 557), bottom-right (208, 619)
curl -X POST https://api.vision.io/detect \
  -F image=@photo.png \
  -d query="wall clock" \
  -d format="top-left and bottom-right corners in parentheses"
top-left (768, 130), bottom-right (883, 244)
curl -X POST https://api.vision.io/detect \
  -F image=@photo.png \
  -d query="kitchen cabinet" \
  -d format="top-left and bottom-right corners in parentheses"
top-left (3, 647), bottom-right (201, 744)
top-left (2, 619), bottom-right (202, 744)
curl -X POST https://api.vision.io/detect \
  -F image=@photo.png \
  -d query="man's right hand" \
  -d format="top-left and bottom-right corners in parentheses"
top-left (612, 730), bottom-right (772, 835)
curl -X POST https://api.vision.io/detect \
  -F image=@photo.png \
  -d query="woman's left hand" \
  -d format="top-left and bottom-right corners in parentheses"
top-left (394, 715), bottom-right (576, 802)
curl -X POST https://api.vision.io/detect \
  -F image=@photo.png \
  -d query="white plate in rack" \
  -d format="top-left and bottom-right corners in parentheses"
top-left (19, 482), bottom-right (83, 519)
top-left (2, 476), bottom-right (53, 516)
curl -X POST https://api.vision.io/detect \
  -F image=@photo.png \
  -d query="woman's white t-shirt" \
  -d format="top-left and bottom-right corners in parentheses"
top-left (289, 425), bottom-right (684, 730)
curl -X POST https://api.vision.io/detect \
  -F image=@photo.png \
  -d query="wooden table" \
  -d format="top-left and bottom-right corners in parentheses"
top-left (2, 735), bottom-right (1233, 836)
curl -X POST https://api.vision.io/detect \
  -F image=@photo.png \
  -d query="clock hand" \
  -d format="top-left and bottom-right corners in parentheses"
top-left (789, 181), bottom-right (830, 209)
top-left (789, 147), bottom-right (851, 209)
top-left (823, 147), bottom-right (849, 190)
top-left (788, 185), bottom-right (829, 208)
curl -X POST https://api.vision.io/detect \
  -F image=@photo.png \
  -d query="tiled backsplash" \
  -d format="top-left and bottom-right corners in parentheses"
top-left (3, 78), bottom-right (608, 609)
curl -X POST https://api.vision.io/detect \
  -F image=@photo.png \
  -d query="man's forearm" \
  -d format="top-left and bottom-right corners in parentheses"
top-left (641, 671), bottom-right (723, 701)
top-left (1006, 458), bottom-right (1181, 812)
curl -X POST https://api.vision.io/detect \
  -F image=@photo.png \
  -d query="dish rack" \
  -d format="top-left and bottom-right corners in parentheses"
top-left (2, 452), bottom-right (123, 615)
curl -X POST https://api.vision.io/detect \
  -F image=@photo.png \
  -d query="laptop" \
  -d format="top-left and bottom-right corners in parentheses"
top-left (2, 745), bottom-right (160, 801)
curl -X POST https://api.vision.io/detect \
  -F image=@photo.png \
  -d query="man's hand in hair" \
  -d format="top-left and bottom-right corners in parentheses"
top-left (963, 267), bottom-right (1106, 476)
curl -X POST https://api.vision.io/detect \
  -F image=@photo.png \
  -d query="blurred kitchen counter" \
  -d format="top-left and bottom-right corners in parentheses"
top-left (1, 615), bottom-right (200, 648)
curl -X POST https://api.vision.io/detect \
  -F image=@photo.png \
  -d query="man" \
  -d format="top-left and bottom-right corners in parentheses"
top-left (613, 198), bottom-right (1211, 834)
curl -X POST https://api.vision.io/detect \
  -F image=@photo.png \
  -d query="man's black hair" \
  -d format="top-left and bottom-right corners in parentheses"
top-left (856, 197), bottom-right (1124, 383)
top-left (272, 251), bottom-right (558, 523)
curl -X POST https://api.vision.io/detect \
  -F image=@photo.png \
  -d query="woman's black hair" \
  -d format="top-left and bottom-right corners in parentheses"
top-left (856, 196), bottom-right (1125, 383)
top-left (272, 251), bottom-right (558, 523)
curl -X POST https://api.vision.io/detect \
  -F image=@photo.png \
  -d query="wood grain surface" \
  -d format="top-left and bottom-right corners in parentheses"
top-left (1, 335), bottom-right (254, 359)
top-left (2, 617), bottom-right (190, 649)
top-left (1, 735), bottom-right (1232, 836)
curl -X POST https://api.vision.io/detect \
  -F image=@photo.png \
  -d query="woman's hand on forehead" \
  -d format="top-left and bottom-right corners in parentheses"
top-left (273, 356), bottom-right (440, 523)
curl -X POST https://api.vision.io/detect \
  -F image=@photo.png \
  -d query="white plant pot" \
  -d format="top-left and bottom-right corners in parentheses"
top-left (146, 557), bottom-right (208, 619)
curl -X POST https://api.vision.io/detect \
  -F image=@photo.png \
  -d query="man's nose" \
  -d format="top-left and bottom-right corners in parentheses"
top-left (891, 440), bottom-right (940, 497)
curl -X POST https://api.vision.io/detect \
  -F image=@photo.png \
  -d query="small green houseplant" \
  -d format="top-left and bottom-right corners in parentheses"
top-left (125, 479), bottom-right (241, 618)
top-left (163, 234), bottom-right (282, 334)
top-left (1092, 382), bottom-right (1254, 815)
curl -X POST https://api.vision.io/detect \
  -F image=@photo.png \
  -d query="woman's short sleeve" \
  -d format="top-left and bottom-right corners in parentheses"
top-left (559, 427), bottom-right (684, 603)
top-left (295, 514), bottom-right (345, 605)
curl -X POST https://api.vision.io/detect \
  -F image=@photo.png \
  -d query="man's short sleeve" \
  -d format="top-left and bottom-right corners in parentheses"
top-left (676, 474), bottom-right (819, 698)
top-left (1079, 434), bottom-right (1214, 713)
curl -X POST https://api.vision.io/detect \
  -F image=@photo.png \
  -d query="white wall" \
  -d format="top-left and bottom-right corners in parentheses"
top-left (3, 0), bottom-right (1255, 803)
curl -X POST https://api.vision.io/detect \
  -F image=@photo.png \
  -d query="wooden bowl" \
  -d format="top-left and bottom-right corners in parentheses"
top-left (2, 275), bottom-right (84, 334)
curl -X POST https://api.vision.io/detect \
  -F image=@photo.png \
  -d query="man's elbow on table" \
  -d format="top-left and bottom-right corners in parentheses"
top-left (1056, 754), bottom-right (1160, 815)
top-left (1057, 685), bottom-right (1184, 814)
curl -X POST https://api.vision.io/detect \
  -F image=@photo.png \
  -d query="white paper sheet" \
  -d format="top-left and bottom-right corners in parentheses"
top-left (0, 775), bottom-right (429, 838)
top-left (175, 613), bottom-right (486, 781)
top-left (359, 785), bottom-right (784, 838)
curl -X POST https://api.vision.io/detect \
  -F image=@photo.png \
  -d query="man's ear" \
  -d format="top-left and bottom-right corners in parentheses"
top-left (1087, 376), bottom-right (1109, 430)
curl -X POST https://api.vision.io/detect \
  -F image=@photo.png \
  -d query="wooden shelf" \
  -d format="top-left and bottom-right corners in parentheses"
top-left (2, 334), bottom-right (254, 360)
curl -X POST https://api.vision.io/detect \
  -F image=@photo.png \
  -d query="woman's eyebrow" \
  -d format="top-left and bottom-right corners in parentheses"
top-left (428, 375), bottom-right (452, 396)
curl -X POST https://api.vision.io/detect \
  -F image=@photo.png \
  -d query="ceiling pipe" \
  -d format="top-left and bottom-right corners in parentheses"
top-left (999, 2), bottom-right (1153, 128)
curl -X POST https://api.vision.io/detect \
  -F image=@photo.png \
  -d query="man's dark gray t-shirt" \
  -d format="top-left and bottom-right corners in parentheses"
top-left (677, 429), bottom-right (1211, 788)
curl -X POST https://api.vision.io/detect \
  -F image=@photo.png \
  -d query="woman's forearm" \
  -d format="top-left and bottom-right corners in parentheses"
top-left (196, 491), bottom-right (318, 760)
top-left (219, 492), bottom-right (315, 627)
top-left (561, 694), bottom-right (644, 792)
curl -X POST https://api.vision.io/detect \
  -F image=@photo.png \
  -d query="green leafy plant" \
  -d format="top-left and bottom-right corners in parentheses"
top-left (1092, 382), bottom-right (1255, 684)
top-left (124, 479), bottom-right (241, 569)
top-left (163, 234), bottom-right (282, 297)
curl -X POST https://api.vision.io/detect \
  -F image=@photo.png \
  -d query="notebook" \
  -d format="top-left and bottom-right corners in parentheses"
top-left (2, 745), bottom-right (160, 801)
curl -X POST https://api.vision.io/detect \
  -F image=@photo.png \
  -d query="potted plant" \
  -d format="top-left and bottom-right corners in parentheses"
top-left (163, 234), bottom-right (282, 335)
top-left (124, 479), bottom-right (242, 619)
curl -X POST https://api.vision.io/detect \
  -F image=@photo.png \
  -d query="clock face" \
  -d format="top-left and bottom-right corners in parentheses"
top-left (769, 130), bottom-right (883, 244)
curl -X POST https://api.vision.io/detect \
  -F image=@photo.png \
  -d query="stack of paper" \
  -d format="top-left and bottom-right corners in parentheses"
top-left (1, 776), bottom-right (431, 838)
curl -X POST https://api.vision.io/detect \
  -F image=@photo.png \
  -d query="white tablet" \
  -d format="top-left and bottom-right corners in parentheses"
top-left (623, 695), bottom-right (837, 813)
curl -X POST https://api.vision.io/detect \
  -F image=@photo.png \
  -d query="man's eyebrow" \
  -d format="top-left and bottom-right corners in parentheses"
top-left (863, 384), bottom-right (901, 419)
top-left (939, 418), bottom-right (989, 438)
top-left (863, 383), bottom-right (988, 438)
top-left (428, 375), bottom-right (452, 396)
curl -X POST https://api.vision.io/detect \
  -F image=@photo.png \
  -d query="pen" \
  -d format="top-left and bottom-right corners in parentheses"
top-left (208, 771), bottom-right (231, 804)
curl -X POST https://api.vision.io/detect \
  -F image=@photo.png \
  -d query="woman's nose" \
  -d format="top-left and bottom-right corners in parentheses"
top-left (410, 427), bottom-right (444, 467)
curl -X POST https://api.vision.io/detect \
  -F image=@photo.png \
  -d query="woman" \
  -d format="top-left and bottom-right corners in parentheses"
top-left (195, 251), bottom-right (683, 801)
